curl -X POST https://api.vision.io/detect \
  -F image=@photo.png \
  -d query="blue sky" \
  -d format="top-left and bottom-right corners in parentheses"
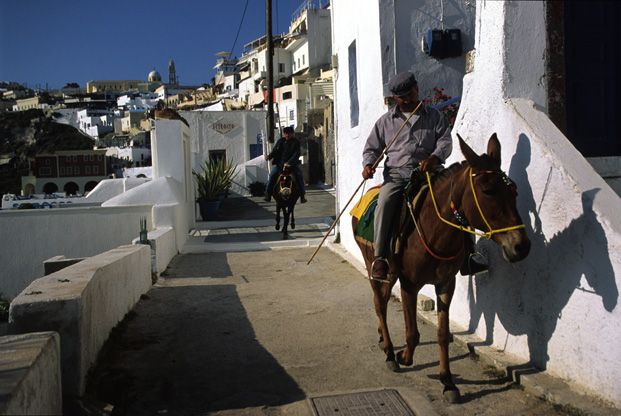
top-left (0, 0), bottom-right (301, 89)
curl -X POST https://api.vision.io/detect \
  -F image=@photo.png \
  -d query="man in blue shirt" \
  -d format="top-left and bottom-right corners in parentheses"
top-left (264, 126), bottom-right (307, 203)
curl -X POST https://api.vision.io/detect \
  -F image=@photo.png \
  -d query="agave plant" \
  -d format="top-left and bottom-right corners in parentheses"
top-left (193, 158), bottom-right (237, 201)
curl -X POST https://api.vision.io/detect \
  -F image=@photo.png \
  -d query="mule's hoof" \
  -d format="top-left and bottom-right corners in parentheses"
top-left (291, 223), bottom-right (296, 229)
top-left (443, 387), bottom-right (461, 404)
top-left (385, 359), bottom-right (400, 372)
top-left (396, 350), bottom-right (413, 366)
top-left (378, 340), bottom-right (385, 350)
top-left (275, 224), bottom-right (281, 230)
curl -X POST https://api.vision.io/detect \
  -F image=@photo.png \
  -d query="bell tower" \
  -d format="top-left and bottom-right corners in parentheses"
top-left (168, 59), bottom-right (178, 85)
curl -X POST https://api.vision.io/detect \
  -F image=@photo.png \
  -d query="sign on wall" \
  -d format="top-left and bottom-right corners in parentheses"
top-left (210, 118), bottom-right (238, 135)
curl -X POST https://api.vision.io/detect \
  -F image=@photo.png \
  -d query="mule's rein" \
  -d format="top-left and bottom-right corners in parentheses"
top-left (406, 167), bottom-right (525, 261)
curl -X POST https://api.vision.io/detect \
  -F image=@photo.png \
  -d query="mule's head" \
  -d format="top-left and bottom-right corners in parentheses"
top-left (277, 171), bottom-right (295, 200)
top-left (458, 133), bottom-right (530, 262)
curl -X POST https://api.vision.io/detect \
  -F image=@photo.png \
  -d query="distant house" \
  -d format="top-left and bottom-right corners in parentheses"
top-left (23, 149), bottom-right (109, 195)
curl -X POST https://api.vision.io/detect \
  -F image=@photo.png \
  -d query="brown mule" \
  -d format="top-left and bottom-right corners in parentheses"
top-left (352, 133), bottom-right (531, 403)
top-left (272, 165), bottom-right (300, 239)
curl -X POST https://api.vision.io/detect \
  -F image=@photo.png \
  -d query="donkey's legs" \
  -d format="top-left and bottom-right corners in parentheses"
top-left (371, 281), bottom-right (399, 371)
top-left (436, 279), bottom-right (460, 403)
top-left (275, 206), bottom-right (282, 230)
top-left (290, 203), bottom-right (295, 229)
top-left (397, 284), bottom-right (420, 366)
top-left (282, 206), bottom-right (290, 239)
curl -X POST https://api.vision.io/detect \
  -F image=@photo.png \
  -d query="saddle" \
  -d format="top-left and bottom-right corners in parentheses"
top-left (351, 168), bottom-right (430, 255)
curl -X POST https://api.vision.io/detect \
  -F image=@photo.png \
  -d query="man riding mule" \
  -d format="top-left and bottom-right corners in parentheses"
top-left (264, 126), bottom-right (307, 204)
top-left (362, 71), bottom-right (487, 281)
top-left (353, 132), bottom-right (531, 403)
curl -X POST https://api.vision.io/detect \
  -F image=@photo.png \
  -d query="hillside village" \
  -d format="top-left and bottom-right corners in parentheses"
top-left (0, 0), bottom-right (335, 200)
top-left (1, 0), bottom-right (621, 415)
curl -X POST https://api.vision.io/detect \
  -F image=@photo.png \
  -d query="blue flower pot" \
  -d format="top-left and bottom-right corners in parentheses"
top-left (198, 199), bottom-right (221, 221)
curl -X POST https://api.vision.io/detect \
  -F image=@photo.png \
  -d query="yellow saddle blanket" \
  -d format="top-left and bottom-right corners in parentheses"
top-left (350, 185), bottom-right (381, 219)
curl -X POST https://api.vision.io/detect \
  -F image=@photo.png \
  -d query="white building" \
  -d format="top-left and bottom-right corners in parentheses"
top-left (287, 2), bottom-right (332, 77)
top-left (117, 92), bottom-right (160, 111)
top-left (333, 0), bottom-right (621, 408)
top-left (77, 109), bottom-right (115, 139)
top-left (180, 110), bottom-right (269, 193)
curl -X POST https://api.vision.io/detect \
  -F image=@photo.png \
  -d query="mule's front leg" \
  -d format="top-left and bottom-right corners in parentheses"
top-left (372, 282), bottom-right (398, 371)
top-left (275, 206), bottom-right (281, 230)
top-left (436, 280), bottom-right (460, 404)
top-left (397, 287), bottom-right (420, 367)
top-left (290, 203), bottom-right (295, 229)
top-left (282, 207), bottom-right (290, 239)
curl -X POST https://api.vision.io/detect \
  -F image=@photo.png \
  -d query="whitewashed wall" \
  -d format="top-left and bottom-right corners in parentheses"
top-left (0, 205), bottom-right (152, 299)
top-left (335, 0), bottom-right (621, 407)
top-left (423, 1), bottom-right (621, 406)
top-left (180, 110), bottom-right (268, 193)
top-left (333, 0), bottom-right (474, 262)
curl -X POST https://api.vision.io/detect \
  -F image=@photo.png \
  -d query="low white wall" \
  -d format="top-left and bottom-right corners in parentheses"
top-left (132, 226), bottom-right (176, 275)
top-left (9, 244), bottom-right (151, 396)
top-left (0, 205), bottom-right (152, 299)
top-left (0, 332), bottom-right (62, 415)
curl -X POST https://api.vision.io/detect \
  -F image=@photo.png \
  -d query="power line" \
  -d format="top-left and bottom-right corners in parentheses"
top-left (228, 0), bottom-right (250, 59)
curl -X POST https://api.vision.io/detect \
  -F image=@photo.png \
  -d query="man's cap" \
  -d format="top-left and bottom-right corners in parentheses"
top-left (283, 126), bottom-right (294, 133)
top-left (389, 71), bottom-right (417, 96)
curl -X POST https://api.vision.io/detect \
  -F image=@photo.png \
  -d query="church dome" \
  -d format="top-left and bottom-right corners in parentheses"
top-left (147, 69), bottom-right (162, 82)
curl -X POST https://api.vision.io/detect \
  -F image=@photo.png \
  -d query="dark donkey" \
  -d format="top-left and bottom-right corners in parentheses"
top-left (272, 165), bottom-right (300, 239)
top-left (353, 134), bottom-right (530, 403)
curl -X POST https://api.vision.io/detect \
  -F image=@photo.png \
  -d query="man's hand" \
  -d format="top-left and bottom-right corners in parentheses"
top-left (284, 162), bottom-right (290, 167)
top-left (420, 155), bottom-right (440, 172)
top-left (362, 164), bottom-right (376, 179)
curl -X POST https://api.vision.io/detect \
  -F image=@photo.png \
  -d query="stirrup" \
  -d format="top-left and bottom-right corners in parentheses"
top-left (370, 257), bottom-right (391, 283)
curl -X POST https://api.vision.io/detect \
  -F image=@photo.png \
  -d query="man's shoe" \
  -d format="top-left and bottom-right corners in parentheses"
top-left (300, 195), bottom-right (307, 204)
top-left (263, 195), bottom-right (271, 202)
top-left (371, 257), bottom-right (389, 280)
top-left (460, 254), bottom-right (489, 275)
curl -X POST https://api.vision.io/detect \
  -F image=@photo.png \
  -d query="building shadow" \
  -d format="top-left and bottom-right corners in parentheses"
top-left (84, 284), bottom-right (305, 415)
top-left (467, 133), bottom-right (617, 370)
top-left (163, 252), bottom-right (232, 278)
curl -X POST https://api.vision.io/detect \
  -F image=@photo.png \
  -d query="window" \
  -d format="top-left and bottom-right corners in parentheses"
top-left (283, 91), bottom-right (292, 100)
top-left (59, 167), bottom-right (65, 176)
top-left (45, 159), bottom-right (51, 165)
top-left (279, 63), bottom-right (285, 73)
top-left (297, 58), bottom-right (300, 68)
top-left (302, 55), bottom-right (305, 65)
top-left (39, 167), bottom-right (51, 176)
top-left (348, 40), bottom-right (359, 127)
top-left (93, 166), bottom-right (99, 174)
top-left (74, 166), bottom-right (80, 175)
top-left (209, 150), bottom-right (226, 162)
top-left (85, 165), bottom-right (91, 174)
top-left (289, 110), bottom-right (294, 121)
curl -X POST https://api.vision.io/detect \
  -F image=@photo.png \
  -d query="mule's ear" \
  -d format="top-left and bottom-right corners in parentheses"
top-left (487, 133), bottom-right (501, 165)
top-left (458, 133), bottom-right (479, 166)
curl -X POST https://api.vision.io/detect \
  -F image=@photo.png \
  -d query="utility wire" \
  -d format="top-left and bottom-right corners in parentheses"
top-left (228, 0), bottom-right (250, 59)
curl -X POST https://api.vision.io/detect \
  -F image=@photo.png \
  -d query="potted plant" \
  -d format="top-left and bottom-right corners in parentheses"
top-left (193, 158), bottom-right (237, 220)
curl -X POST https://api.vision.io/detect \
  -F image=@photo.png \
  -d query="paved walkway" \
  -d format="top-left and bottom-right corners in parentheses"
top-left (80, 188), bottom-right (618, 415)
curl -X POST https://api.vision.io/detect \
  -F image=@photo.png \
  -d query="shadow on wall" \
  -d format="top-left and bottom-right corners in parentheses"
top-left (467, 133), bottom-right (618, 371)
top-left (85, 284), bottom-right (304, 414)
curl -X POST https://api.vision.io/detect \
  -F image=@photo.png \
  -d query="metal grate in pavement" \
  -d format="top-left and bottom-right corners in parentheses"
top-left (309, 389), bottom-right (416, 416)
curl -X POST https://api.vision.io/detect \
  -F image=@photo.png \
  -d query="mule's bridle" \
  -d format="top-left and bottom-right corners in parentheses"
top-left (425, 167), bottom-right (525, 239)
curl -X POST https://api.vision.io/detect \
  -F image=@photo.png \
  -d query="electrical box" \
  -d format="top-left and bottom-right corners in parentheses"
top-left (422, 29), bottom-right (462, 59)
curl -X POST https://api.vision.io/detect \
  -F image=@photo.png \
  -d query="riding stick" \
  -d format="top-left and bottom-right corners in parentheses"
top-left (307, 100), bottom-right (423, 265)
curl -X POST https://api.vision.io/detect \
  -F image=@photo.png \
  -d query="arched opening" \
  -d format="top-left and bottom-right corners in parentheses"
top-left (64, 182), bottom-right (79, 195)
top-left (42, 182), bottom-right (59, 194)
top-left (136, 174), bottom-right (147, 178)
top-left (84, 181), bottom-right (99, 193)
